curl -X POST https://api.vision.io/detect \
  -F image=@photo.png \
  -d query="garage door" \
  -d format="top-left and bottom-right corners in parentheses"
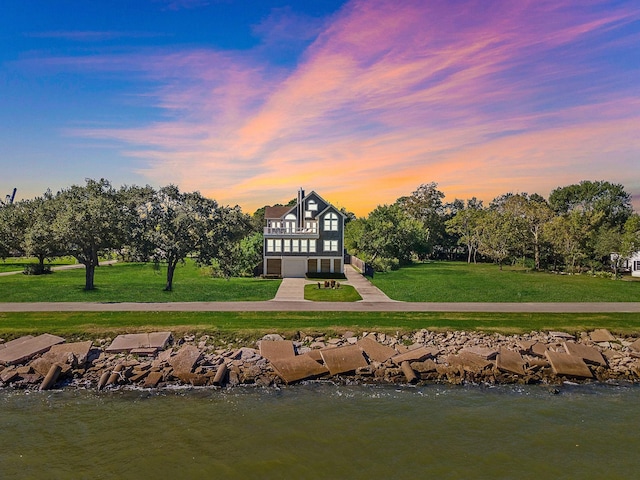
top-left (282, 258), bottom-right (307, 278)
top-left (266, 259), bottom-right (282, 276)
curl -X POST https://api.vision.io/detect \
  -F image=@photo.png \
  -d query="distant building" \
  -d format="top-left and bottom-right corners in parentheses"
top-left (612, 251), bottom-right (640, 277)
top-left (263, 189), bottom-right (345, 277)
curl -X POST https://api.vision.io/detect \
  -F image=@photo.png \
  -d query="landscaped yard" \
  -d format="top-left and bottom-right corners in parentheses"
top-left (371, 262), bottom-right (640, 302)
top-left (304, 283), bottom-right (362, 302)
top-left (0, 261), bottom-right (281, 302)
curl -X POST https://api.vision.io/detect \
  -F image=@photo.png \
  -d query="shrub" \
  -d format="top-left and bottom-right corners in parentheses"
top-left (22, 264), bottom-right (52, 275)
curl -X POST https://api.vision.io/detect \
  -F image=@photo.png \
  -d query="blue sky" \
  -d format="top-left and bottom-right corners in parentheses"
top-left (1, 0), bottom-right (639, 215)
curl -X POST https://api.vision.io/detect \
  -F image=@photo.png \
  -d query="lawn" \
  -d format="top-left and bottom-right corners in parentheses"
top-left (371, 262), bottom-right (640, 302)
top-left (304, 284), bottom-right (362, 302)
top-left (0, 256), bottom-right (78, 273)
top-left (0, 311), bottom-right (638, 340)
top-left (0, 261), bottom-right (281, 302)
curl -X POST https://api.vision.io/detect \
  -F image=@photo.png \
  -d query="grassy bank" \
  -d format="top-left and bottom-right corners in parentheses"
top-left (372, 262), bottom-right (640, 302)
top-left (1, 311), bottom-right (639, 341)
top-left (0, 262), bottom-right (280, 302)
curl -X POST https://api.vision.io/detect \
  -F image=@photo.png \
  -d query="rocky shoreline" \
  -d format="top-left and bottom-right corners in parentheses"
top-left (1, 328), bottom-right (640, 391)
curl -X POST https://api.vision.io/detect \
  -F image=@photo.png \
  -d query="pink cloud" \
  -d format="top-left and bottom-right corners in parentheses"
top-left (62, 0), bottom-right (640, 215)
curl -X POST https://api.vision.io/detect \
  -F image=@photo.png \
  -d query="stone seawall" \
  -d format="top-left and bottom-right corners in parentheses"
top-left (1, 328), bottom-right (640, 390)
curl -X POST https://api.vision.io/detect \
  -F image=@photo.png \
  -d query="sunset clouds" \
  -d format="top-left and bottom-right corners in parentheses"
top-left (3, 0), bottom-right (639, 214)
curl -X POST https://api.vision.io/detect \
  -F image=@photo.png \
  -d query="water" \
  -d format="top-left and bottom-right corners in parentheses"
top-left (1, 383), bottom-right (639, 479)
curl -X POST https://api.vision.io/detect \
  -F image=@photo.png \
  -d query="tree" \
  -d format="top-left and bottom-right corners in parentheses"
top-left (204, 205), bottom-right (253, 279)
top-left (0, 202), bottom-right (26, 259)
top-left (549, 180), bottom-right (632, 229)
top-left (21, 192), bottom-right (63, 272)
top-left (146, 185), bottom-right (220, 291)
top-left (357, 204), bottom-right (429, 270)
top-left (54, 179), bottom-right (126, 290)
top-left (476, 210), bottom-right (514, 270)
top-left (396, 182), bottom-right (445, 258)
top-left (118, 184), bottom-right (157, 262)
top-left (445, 200), bottom-right (484, 263)
top-left (543, 210), bottom-right (597, 273)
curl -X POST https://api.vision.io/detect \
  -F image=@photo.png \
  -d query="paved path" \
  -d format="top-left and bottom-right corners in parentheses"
top-left (0, 301), bottom-right (639, 313)
top-left (343, 264), bottom-right (394, 302)
top-left (272, 278), bottom-right (310, 302)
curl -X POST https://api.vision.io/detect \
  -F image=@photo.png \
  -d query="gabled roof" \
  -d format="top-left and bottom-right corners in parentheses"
top-left (264, 205), bottom-right (294, 219)
top-left (317, 203), bottom-right (347, 218)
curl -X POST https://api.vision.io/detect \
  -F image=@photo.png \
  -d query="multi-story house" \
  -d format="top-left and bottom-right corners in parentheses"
top-left (263, 188), bottom-right (345, 277)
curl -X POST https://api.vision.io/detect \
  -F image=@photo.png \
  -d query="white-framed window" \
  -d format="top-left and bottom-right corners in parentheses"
top-left (284, 213), bottom-right (296, 233)
top-left (266, 239), bottom-right (274, 252)
top-left (283, 239), bottom-right (291, 252)
top-left (323, 240), bottom-right (338, 252)
top-left (308, 200), bottom-right (318, 211)
top-left (274, 239), bottom-right (282, 252)
top-left (301, 240), bottom-right (308, 253)
top-left (305, 211), bottom-right (313, 218)
top-left (324, 212), bottom-right (338, 231)
top-left (309, 240), bottom-right (316, 253)
top-left (635, 261), bottom-right (640, 271)
top-left (292, 239), bottom-right (299, 252)
top-left (306, 221), bottom-right (317, 233)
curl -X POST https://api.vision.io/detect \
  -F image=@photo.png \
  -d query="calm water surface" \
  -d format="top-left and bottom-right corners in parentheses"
top-left (1, 383), bottom-right (639, 479)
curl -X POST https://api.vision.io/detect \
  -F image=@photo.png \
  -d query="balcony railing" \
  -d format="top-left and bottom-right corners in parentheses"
top-left (264, 227), bottom-right (319, 236)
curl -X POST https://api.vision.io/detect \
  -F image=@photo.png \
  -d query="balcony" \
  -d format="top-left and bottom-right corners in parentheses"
top-left (263, 226), bottom-right (319, 238)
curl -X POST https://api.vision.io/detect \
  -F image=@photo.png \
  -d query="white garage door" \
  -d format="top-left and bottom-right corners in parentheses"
top-left (282, 258), bottom-right (307, 278)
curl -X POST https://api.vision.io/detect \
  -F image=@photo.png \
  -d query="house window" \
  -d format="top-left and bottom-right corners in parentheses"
top-left (635, 261), bottom-right (640, 271)
top-left (306, 221), bottom-right (317, 233)
top-left (283, 239), bottom-right (291, 252)
top-left (266, 239), bottom-right (274, 252)
top-left (301, 240), bottom-right (308, 253)
top-left (284, 214), bottom-right (296, 233)
top-left (309, 240), bottom-right (316, 253)
top-left (308, 200), bottom-right (318, 211)
top-left (323, 240), bottom-right (338, 252)
top-left (274, 239), bottom-right (282, 252)
top-left (292, 239), bottom-right (299, 252)
top-left (305, 211), bottom-right (313, 218)
top-left (324, 212), bottom-right (338, 231)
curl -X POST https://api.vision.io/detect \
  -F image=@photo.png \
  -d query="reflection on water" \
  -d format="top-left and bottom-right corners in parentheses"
top-left (1, 383), bottom-right (640, 479)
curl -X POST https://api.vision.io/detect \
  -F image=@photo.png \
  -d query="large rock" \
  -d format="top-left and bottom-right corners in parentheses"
top-left (496, 348), bottom-right (526, 375)
top-left (259, 340), bottom-right (295, 362)
top-left (357, 336), bottom-right (396, 363)
top-left (320, 345), bottom-right (368, 375)
top-left (545, 351), bottom-right (593, 378)
top-left (0, 334), bottom-right (65, 366)
top-left (392, 346), bottom-right (439, 365)
top-left (49, 341), bottom-right (93, 365)
top-left (106, 332), bottom-right (172, 353)
top-left (447, 352), bottom-right (493, 372)
top-left (30, 350), bottom-right (75, 376)
top-left (563, 342), bottom-right (607, 366)
top-left (270, 354), bottom-right (329, 383)
top-left (589, 329), bottom-right (615, 343)
top-left (168, 345), bottom-right (201, 374)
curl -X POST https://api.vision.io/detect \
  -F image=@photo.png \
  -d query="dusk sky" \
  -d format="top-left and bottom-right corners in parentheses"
top-left (1, 0), bottom-right (639, 215)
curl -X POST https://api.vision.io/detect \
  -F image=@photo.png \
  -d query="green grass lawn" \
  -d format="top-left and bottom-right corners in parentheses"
top-left (304, 284), bottom-right (362, 302)
top-left (371, 262), bottom-right (640, 302)
top-left (0, 256), bottom-right (78, 273)
top-left (1, 311), bottom-right (638, 340)
top-left (0, 261), bottom-right (281, 302)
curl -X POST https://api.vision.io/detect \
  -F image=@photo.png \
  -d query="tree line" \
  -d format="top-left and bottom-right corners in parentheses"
top-left (0, 179), bottom-right (262, 290)
top-left (346, 180), bottom-right (640, 275)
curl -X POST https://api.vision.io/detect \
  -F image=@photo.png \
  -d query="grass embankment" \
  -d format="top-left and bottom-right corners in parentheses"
top-left (372, 262), bottom-right (640, 302)
top-left (304, 284), bottom-right (362, 302)
top-left (0, 261), bottom-right (280, 302)
top-left (1, 311), bottom-right (639, 341)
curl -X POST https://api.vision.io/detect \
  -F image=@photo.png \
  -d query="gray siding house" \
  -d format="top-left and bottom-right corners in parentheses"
top-left (263, 189), bottom-right (345, 278)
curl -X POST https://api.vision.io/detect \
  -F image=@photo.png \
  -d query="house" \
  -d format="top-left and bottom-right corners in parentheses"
top-left (263, 188), bottom-right (345, 278)
top-left (631, 251), bottom-right (640, 278)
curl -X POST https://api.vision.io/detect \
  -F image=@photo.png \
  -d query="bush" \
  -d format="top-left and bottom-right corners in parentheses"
top-left (371, 257), bottom-right (400, 272)
top-left (22, 264), bottom-right (52, 275)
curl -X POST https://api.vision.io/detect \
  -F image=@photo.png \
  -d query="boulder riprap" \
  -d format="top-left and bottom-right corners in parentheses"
top-left (1, 328), bottom-right (640, 390)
